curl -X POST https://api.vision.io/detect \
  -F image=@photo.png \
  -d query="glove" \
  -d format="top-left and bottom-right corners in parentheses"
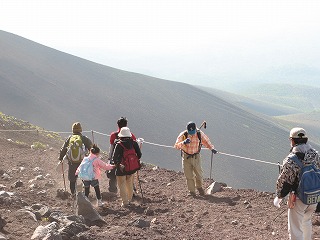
top-left (211, 149), bottom-right (218, 154)
top-left (183, 138), bottom-right (191, 144)
top-left (273, 196), bottom-right (282, 208)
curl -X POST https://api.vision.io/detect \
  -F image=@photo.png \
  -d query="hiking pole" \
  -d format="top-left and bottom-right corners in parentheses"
top-left (91, 130), bottom-right (95, 144)
top-left (199, 120), bottom-right (207, 130)
top-left (272, 208), bottom-right (286, 222)
top-left (137, 138), bottom-right (145, 203)
top-left (137, 171), bottom-right (145, 203)
top-left (61, 160), bottom-right (67, 191)
top-left (209, 151), bottom-right (213, 181)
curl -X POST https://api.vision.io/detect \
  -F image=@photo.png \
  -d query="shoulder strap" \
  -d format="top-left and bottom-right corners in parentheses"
top-left (118, 142), bottom-right (128, 150)
top-left (289, 154), bottom-right (304, 168)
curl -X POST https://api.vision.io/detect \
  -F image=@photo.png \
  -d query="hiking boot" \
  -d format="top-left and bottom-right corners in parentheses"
top-left (197, 188), bottom-right (205, 196)
top-left (71, 192), bottom-right (76, 199)
top-left (187, 191), bottom-right (196, 197)
top-left (97, 199), bottom-right (103, 207)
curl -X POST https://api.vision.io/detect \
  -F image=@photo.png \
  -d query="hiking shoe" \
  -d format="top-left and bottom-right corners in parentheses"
top-left (71, 193), bottom-right (76, 199)
top-left (197, 188), bottom-right (205, 196)
top-left (187, 191), bottom-right (196, 197)
top-left (97, 199), bottom-right (103, 207)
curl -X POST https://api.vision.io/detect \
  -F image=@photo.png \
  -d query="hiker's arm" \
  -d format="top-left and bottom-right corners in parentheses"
top-left (133, 141), bottom-right (142, 159)
top-left (82, 136), bottom-right (93, 150)
top-left (276, 160), bottom-right (299, 198)
top-left (111, 144), bottom-right (122, 165)
top-left (174, 132), bottom-right (185, 150)
top-left (59, 136), bottom-right (70, 160)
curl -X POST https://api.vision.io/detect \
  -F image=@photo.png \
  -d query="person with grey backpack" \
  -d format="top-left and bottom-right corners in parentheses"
top-left (274, 127), bottom-right (320, 240)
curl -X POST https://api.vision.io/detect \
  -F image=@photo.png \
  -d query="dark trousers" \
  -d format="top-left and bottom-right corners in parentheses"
top-left (107, 168), bottom-right (118, 193)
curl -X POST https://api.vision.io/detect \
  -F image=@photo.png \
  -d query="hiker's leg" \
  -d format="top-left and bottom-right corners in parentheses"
top-left (288, 198), bottom-right (305, 240)
top-left (302, 202), bottom-right (316, 240)
top-left (107, 168), bottom-right (118, 193)
top-left (93, 184), bottom-right (101, 200)
top-left (182, 154), bottom-right (195, 193)
top-left (68, 163), bottom-right (79, 194)
top-left (117, 175), bottom-right (128, 205)
top-left (193, 154), bottom-right (203, 189)
top-left (82, 180), bottom-right (91, 197)
top-left (126, 174), bottom-right (134, 203)
top-left (70, 181), bottom-right (76, 195)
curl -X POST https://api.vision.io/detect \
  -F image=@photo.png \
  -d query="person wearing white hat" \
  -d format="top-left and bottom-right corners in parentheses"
top-left (111, 127), bottom-right (142, 207)
top-left (275, 127), bottom-right (320, 240)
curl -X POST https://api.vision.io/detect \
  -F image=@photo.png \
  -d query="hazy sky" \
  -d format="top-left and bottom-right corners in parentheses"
top-left (1, 0), bottom-right (320, 88)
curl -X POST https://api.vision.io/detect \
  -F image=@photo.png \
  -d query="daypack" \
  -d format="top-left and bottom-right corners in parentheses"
top-left (78, 157), bottom-right (97, 181)
top-left (66, 135), bottom-right (85, 164)
top-left (118, 142), bottom-right (141, 174)
top-left (181, 130), bottom-right (202, 156)
top-left (290, 154), bottom-right (320, 205)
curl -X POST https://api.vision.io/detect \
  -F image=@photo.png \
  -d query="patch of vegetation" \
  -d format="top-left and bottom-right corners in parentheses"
top-left (32, 141), bottom-right (47, 150)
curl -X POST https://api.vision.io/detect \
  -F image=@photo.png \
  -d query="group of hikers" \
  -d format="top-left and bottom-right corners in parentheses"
top-left (58, 118), bottom-right (320, 240)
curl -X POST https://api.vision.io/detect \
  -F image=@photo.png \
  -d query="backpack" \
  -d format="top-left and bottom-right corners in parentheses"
top-left (181, 130), bottom-right (202, 155)
top-left (78, 157), bottom-right (97, 181)
top-left (66, 135), bottom-right (85, 163)
top-left (118, 142), bottom-right (141, 174)
top-left (290, 154), bottom-right (320, 205)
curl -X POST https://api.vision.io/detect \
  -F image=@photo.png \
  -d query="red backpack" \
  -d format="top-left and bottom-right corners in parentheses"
top-left (118, 142), bottom-right (141, 174)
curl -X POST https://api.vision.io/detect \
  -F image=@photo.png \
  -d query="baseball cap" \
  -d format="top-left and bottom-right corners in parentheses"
top-left (187, 122), bottom-right (196, 135)
top-left (290, 127), bottom-right (307, 139)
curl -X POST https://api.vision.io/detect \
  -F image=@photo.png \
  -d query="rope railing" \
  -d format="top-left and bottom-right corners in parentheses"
top-left (0, 128), bottom-right (281, 167)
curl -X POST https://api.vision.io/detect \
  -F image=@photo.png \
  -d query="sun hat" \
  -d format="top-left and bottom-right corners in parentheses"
top-left (187, 122), bottom-right (196, 135)
top-left (290, 127), bottom-right (307, 139)
top-left (118, 127), bottom-right (132, 138)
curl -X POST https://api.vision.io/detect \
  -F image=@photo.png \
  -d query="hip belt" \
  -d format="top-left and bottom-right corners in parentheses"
top-left (184, 152), bottom-right (199, 159)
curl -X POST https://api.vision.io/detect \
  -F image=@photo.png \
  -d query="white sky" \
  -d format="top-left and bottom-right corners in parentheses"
top-left (1, 0), bottom-right (320, 87)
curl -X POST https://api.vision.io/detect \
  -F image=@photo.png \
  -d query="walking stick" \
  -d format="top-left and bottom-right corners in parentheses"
top-left (209, 151), bottom-right (213, 181)
top-left (137, 138), bottom-right (145, 203)
top-left (61, 160), bottom-right (67, 191)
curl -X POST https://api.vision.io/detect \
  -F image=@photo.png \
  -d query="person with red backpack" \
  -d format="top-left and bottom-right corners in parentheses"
top-left (111, 127), bottom-right (141, 207)
top-left (107, 117), bottom-right (136, 193)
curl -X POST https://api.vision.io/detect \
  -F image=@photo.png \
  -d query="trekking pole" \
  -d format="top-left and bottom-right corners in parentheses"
top-left (199, 120), bottom-right (207, 130)
top-left (61, 161), bottom-right (67, 191)
top-left (91, 130), bottom-right (95, 144)
top-left (137, 171), bottom-right (144, 203)
top-left (137, 138), bottom-right (145, 203)
top-left (209, 151), bottom-right (213, 181)
top-left (272, 208), bottom-right (286, 222)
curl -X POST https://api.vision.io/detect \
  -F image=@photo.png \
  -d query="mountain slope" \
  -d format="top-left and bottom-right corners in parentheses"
top-left (1, 30), bottom-right (319, 192)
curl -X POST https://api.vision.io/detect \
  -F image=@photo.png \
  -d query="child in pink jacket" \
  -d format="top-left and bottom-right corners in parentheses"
top-left (76, 144), bottom-right (115, 207)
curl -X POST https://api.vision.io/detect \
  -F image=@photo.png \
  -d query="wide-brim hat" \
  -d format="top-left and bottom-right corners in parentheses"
top-left (118, 127), bottom-right (132, 138)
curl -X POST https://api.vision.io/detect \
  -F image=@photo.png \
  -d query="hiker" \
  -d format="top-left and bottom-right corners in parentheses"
top-left (274, 127), bottom-right (320, 240)
top-left (174, 121), bottom-right (217, 196)
top-left (111, 127), bottom-right (141, 207)
top-left (76, 144), bottom-right (115, 207)
top-left (59, 122), bottom-right (92, 197)
top-left (107, 117), bottom-right (136, 193)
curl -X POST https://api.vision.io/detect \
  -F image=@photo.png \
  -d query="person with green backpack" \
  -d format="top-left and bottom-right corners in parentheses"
top-left (59, 122), bottom-right (93, 197)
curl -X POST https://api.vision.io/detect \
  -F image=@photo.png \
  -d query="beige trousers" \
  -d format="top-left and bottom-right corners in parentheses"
top-left (182, 153), bottom-right (203, 193)
top-left (288, 198), bottom-right (316, 240)
top-left (116, 174), bottom-right (134, 205)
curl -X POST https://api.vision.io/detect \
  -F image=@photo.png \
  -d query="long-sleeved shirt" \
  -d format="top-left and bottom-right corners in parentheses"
top-left (276, 143), bottom-right (320, 198)
top-left (76, 153), bottom-right (114, 180)
top-left (174, 130), bottom-right (214, 155)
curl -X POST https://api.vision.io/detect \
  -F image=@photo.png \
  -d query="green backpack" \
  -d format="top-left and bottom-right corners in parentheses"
top-left (66, 135), bottom-right (85, 164)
